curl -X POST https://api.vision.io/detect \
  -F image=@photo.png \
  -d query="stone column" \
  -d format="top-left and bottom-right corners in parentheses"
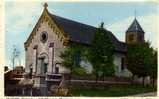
top-left (48, 42), bottom-right (54, 74)
top-left (30, 88), bottom-right (32, 96)
top-left (22, 88), bottom-right (25, 96)
top-left (33, 45), bottom-right (38, 75)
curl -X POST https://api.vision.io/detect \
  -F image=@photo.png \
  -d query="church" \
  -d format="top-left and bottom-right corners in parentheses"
top-left (24, 3), bottom-right (145, 93)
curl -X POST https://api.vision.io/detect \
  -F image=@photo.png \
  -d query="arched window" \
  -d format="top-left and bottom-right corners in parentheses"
top-left (40, 31), bottom-right (48, 43)
top-left (121, 58), bottom-right (125, 70)
top-left (44, 63), bottom-right (48, 74)
top-left (39, 52), bottom-right (49, 74)
top-left (129, 34), bottom-right (134, 42)
top-left (139, 34), bottom-right (144, 42)
top-left (55, 63), bottom-right (61, 74)
top-left (29, 64), bottom-right (33, 78)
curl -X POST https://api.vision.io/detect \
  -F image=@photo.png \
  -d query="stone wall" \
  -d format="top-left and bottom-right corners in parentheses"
top-left (114, 52), bottom-right (132, 77)
top-left (25, 21), bottom-right (68, 74)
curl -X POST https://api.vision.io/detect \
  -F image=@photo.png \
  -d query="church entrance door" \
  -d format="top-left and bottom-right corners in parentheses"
top-left (38, 53), bottom-right (49, 75)
top-left (55, 63), bottom-right (61, 74)
top-left (55, 67), bottom-right (59, 74)
top-left (41, 61), bottom-right (48, 75)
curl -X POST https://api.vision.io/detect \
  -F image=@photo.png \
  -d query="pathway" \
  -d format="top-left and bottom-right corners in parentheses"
top-left (129, 92), bottom-right (157, 97)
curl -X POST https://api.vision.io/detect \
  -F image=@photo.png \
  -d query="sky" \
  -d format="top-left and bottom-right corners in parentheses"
top-left (5, 1), bottom-right (158, 68)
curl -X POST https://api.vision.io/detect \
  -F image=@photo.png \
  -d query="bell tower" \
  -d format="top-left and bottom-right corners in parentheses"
top-left (125, 18), bottom-right (145, 44)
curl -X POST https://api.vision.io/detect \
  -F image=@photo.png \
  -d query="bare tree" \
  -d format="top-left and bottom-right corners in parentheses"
top-left (11, 45), bottom-right (21, 69)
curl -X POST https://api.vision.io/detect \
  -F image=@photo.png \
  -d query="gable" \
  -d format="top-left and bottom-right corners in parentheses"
top-left (24, 6), bottom-right (127, 53)
top-left (24, 8), bottom-right (69, 50)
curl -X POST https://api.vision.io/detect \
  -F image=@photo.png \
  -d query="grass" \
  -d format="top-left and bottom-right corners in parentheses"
top-left (69, 84), bottom-right (157, 97)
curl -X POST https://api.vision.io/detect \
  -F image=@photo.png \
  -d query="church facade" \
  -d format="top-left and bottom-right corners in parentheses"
top-left (24, 3), bottom-right (145, 90)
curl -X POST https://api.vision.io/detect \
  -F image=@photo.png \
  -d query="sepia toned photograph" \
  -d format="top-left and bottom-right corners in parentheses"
top-left (4, 0), bottom-right (158, 97)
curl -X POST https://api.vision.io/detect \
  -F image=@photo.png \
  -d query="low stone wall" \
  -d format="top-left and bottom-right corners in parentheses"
top-left (133, 76), bottom-right (151, 85)
top-left (66, 80), bottom-right (130, 88)
top-left (64, 74), bottom-right (131, 82)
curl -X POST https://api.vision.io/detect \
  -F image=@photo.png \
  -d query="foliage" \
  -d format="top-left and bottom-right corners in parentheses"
top-left (126, 42), bottom-right (156, 86)
top-left (126, 42), bottom-right (154, 77)
top-left (60, 43), bottom-right (87, 73)
top-left (148, 50), bottom-right (157, 87)
top-left (86, 23), bottom-right (115, 78)
top-left (70, 84), bottom-right (156, 97)
top-left (72, 66), bottom-right (87, 76)
top-left (60, 23), bottom-right (115, 79)
top-left (148, 50), bottom-right (157, 79)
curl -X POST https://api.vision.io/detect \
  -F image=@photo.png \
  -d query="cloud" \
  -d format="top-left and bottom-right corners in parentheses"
top-left (5, 1), bottom-right (42, 36)
top-left (5, 1), bottom-right (43, 67)
top-left (106, 13), bottom-right (158, 48)
top-left (7, 1), bottom-right (42, 16)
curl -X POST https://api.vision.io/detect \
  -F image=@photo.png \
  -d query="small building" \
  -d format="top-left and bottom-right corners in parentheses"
top-left (4, 66), bottom-right (25, 96)
top-left (4, 66), bottom-right (9, 72)
top-left (13, 66), bottom-right (25, 75)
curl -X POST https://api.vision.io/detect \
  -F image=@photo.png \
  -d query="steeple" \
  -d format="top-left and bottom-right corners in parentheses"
top-left (125, 18), bottom-right (145, 44)
top-left (126, 18), bottom-right (144, 33)
top-left (134, 10), bottom-right (136, 19)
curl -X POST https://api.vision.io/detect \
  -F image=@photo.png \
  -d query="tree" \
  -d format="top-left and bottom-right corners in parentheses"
top-left (11, 45), bottom-right (21, 69)
top-left (148, 50), bottom-right (157, 87)
top-left (86, 22), bottom-right (115, 82)
top-left (72, 66), bottom-right (87, 76)
top-left (60, 22), bottom-right (115, 82)
top-left (60, 43), bottom-right (85, 80)
top-left (126, 42), bottom-right (154, 86)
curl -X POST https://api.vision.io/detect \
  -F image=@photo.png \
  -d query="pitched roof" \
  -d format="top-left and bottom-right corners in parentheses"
top-left (49, 13), bottom-right (96, 45)
top-left (126, 18), bottom-right (144, 33)
top-left (48, 12), bottom-right (127, 52)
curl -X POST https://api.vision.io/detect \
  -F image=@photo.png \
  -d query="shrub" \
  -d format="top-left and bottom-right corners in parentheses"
top-left (72, 67), bottom-right (87, 76)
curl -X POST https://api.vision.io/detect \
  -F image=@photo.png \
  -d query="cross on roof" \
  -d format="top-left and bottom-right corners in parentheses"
top-left (43, 2), bottom-right (48, 9)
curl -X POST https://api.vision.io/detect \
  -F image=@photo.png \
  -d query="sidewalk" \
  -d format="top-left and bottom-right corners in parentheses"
top-left (129, 92), bottom-right (157, 97)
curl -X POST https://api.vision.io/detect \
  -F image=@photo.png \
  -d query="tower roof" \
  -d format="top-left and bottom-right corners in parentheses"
top-left (126, 18), bottom-right (144, 33)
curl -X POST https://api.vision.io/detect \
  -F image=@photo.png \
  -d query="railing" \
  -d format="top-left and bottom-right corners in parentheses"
top-left (45, 73), bottom-right (62, 81)
top-left (58, 75), bottom-right (65, 88)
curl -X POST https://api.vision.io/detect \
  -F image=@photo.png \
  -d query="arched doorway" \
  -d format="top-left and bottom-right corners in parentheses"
top-left (55, 63), bottom-right (61, 74)
top-left (38, 52), bottom-right (49, 75)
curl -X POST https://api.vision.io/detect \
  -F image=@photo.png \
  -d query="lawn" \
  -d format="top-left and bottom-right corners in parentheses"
top-left (69, 84), bottom-right (157, 97)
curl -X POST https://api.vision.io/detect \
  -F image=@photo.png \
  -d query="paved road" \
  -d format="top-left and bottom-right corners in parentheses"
top-left (129, 92), bottom-right (157, 97)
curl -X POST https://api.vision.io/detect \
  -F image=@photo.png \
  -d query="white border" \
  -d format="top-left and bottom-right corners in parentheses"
top-left (1, 0), bottom-right (159, 98)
